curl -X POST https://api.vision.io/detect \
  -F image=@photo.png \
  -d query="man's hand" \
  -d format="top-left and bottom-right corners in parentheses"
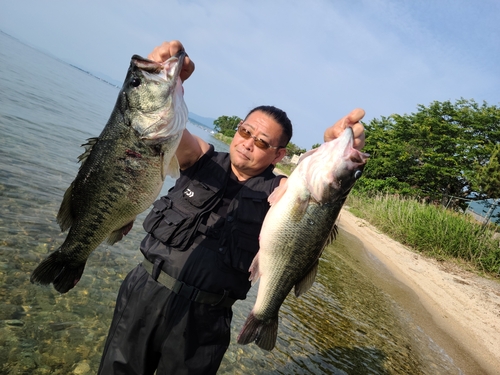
top-left (324, 108), bottom-right (366, 150)
top-left (148, 40), bottom-right (195, 82)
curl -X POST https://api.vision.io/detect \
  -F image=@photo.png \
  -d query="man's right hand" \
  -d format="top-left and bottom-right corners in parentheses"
top-left (148, 40), bottom-right (195, 82)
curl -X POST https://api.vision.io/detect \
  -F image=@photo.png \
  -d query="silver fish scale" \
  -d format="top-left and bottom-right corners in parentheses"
top-left (256, 198), bottom-right (343, 320)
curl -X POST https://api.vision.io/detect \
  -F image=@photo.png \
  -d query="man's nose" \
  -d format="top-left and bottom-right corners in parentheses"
top-left (242, 137), bottom-right (254, 150)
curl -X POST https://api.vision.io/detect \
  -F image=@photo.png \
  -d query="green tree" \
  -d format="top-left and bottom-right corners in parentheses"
top-left (213, 115), bottom-right (241, 137)
top-left (475, 143), bottom-right (500, 197)
top-left (285, 142), bottom-right (306, 157)
top-left (362, 99), bottom-right (500, 205)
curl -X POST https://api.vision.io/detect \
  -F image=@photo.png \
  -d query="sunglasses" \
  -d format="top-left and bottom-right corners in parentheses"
top-left (237, 123), bottom-right (284, 150)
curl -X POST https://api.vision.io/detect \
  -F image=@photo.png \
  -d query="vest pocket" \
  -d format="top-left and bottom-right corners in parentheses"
top-left (152, 209), bottom-right (190, 246)
top-left (226, 228), bottom-right (260, 273)
top-left (222, 218), bottom-right (262, 273)
top-left (143, 197), bottom-right (193, 249)
top-left (182, 180), bottom-right (218, 208)
top-left (219, 193), bottom-right (268, 273)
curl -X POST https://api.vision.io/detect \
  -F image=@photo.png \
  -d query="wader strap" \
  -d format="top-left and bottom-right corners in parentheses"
top-left (142, 258), bottom-right (236, 308)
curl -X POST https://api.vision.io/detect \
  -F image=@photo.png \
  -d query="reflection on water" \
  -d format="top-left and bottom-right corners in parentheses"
top-left (0, 31), bottom-right (463, 374)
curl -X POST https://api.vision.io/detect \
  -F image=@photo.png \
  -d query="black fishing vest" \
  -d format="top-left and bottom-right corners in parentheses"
top-left (140, 145), bottom-right (283, 300)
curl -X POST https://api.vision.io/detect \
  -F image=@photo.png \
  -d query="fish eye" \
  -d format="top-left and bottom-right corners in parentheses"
top-left (131, 77), bottom-right (141, 87)
top-left (354, 170), bottom-right (363, 179)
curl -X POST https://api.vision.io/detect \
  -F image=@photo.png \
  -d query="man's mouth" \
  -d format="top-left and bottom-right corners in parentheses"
top-left (237, 147), bottom-right (251, 160)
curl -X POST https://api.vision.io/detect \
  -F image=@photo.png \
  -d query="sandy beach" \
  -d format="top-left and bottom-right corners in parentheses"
top-left (337, 208), bottom-right (500, 375)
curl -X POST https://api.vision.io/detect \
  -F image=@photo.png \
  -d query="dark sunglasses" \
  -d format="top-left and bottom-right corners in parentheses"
top-left (237, 123), bottom-right (284, 150)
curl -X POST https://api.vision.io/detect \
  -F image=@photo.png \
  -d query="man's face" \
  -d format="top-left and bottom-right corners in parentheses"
top-left (229, 110), bottom-right (287, 181)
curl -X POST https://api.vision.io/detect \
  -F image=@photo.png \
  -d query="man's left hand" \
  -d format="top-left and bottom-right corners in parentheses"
top-left (324, 108), bottom-right (365, 150)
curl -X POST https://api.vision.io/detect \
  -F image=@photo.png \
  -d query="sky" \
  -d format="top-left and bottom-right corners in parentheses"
top-left (1, 0), bottom-right (499, 149)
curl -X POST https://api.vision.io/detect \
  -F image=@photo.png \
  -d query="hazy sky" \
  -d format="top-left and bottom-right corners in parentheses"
top-left (1, 0), bottom-right (498, 148)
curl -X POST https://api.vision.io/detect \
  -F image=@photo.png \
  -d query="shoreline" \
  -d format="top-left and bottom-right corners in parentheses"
top-left (337, 208), bottom-right (500, 375)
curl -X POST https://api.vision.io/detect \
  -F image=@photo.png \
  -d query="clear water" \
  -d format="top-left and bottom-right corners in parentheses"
top-left (0, 31), bottom-right (463, 374)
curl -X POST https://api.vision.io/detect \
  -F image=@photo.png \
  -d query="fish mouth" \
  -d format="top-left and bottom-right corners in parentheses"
top-left (161, 50), bottom-right (186, 81)
top-left (337, 127), bottom-right (369, 165)
top-left (131, 51), bottom-right (186, 82)
top-left (338, 127), bottom-right (354, 153)
top-left (130, 51), bottom-right (189, 142)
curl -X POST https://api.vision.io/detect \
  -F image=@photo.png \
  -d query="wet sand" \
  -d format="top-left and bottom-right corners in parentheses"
top-left (338, 209), bottom-right (500, 375)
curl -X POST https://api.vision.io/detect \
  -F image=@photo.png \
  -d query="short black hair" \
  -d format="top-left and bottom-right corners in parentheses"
top-left (245, 105), bottom-right (293, 147)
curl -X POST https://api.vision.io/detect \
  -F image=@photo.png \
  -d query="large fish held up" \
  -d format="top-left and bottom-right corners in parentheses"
top-left (237, 126), bottom-right (369, 350)
top-left (31, 52), bottom-right (188, 293)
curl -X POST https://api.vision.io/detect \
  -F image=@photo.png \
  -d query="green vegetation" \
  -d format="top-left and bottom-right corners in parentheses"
top-left (351, 98), bottom-right (499, 277)
top-left (275, 162), bottom-right (295, 176)
top-left (213, 132), bottom-right (234, 144)
top-left (475, 143), bottom-right (500, 198)
top-left (213, 115), bottom-right (241, 138)
top-left (347, 193), bottom-right (500, 277)
top-left (285, 143), bottom-right (306, 157)
top-left (362, 98), bottom-right (500, 207)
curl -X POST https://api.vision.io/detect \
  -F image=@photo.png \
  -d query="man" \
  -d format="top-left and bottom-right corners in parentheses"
top-left (98, 40), bottom-right (366, 375)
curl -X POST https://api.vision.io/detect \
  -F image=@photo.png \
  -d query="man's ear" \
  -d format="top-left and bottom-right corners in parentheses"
top-left (272, 147), bottom-right (288, 165)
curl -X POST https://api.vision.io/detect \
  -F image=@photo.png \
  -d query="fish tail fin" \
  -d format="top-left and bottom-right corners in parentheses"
top-left (30, 250), bottom-right (85, 294)
top-left (237, 312), bottom-right (278, 351)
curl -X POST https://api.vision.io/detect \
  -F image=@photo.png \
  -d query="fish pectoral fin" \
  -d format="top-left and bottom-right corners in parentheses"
top-left (294, 260), bottom-right (319, 297)
top-left (248, 252), bottom-right (260, 284)
top-left (268, 179), bottom-right (288, 206)
top-left (289, 195), bottom-right (311, 220)
top-left (107, 220), bottom-right (135, 245)
top-left (56, 183), bottom-right (75, 232)
top-left (162, 155), bottom-right (180, 180)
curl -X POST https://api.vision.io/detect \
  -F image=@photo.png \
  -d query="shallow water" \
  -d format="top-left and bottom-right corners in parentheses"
top-left (0, 31), bottom-right (464, 374)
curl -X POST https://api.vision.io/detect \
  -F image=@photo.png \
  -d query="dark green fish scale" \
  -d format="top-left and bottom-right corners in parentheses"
top-left (30, 53), bottom-right (187, 293)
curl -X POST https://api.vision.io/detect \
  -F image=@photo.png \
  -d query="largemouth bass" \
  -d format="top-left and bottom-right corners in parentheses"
top-left (31, 52), bottom-right (188, 293)
top-left (237, 127), bottom-right (368, 350)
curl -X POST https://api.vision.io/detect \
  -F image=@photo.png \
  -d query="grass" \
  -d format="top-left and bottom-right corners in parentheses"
top-left (347, 193), bottom-right (500, 277)
top-left (275, 162), bottom-right (295, 176)
top-left (212, 133), bottom-right (233, 144)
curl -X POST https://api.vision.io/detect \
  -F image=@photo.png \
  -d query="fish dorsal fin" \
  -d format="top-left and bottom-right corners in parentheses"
top-left (163, 154), bottom-right (180, 180)
top-left (294, 260), bottom-right (319, 297)
top-left (56, 183), bottom-right (75, 232)
top-left (268, 179), bottom-right (288, 206)
top-left (77, 137), bottom-right (99, 167)
top-left (248, 251), bottom-right (261, 285)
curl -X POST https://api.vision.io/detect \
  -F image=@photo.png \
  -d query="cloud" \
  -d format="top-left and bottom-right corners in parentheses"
top-left (1, 0), bottom-right (498, 148)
